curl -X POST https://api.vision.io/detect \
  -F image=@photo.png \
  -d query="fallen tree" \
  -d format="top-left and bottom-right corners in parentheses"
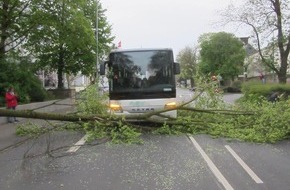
top-left (0, 88), bottom-right (254, 123)
top-left (0, 83), bottom-right (289, 144)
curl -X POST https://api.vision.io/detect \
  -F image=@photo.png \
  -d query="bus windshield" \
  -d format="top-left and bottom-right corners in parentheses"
top-left (109, 50), bottom-right (175, 98)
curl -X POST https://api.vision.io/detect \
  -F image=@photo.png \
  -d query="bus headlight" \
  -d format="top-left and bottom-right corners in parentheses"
top-left (109, 103), bottom-right (122, 112)
top-left (164, 102), bottom-right (177, 109)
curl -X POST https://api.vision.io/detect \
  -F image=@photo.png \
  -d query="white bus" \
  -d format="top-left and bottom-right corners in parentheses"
top-left (100, 48), bottom-right (180, 120)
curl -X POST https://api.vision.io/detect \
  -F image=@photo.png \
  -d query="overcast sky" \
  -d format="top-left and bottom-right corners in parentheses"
top-left (101, 0), bottom-right (250, 56)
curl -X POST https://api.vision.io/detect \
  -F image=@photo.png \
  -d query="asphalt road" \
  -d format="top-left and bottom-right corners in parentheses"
top-left (177, 88), bottom-right (243, 105)
top-left (0, 90), bottom-right (289, 190)
top-left (0, 134), bottom-right (289, 190)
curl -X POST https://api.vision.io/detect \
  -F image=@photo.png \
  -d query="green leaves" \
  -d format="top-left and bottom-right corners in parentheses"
top-left (0, 0), bottom-right (32, 58)
top-left (110, 123), bottom-right (142, 144)
top-left (77, 85), bottom-right (142, 144)
top-left (176, 46), bottom-right (198, 86)
top-left (16, 122), bottom-right (48, 137)
top-left (13, 77), bottom-right (290, 144)
top-left (76, 84), bottom-right (108, 115)
top-left (84, 120), bottom-right (143, 144)
top-left (25, 0), bottom-right (115, 88)
top-left (0, 59), bottom-right (48, 104)
top-left (199, 32), bottom-right (246, 80)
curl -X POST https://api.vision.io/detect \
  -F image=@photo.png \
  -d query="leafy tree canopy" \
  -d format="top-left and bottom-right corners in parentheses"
top-left (0, 0), bottom-right (33, 59)
top-left (221, 0), bottom-right (290, 83)
top-left (198, 32), bottom-right (246, 80)
top-left (25, 0), bottom-right (114, 88)
top-left (176, 46), bottom-right (198, 86)
top-left (0, 57), bottom-right (48, 106)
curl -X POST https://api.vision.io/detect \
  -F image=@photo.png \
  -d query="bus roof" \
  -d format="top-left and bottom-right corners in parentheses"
top-left (110, 48), bottom-right (173, 53)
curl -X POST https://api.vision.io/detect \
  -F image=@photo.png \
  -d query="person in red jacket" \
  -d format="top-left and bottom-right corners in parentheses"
top-left (5, 87), bottom-right (19, 123)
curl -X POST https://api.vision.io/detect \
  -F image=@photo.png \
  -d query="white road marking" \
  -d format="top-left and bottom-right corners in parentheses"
top-left (189, 136), bottom-right (234, 190)
top-left (67, 135), bottom-right (88, 153)
top-left (225, 145), bottom-right (263, 184)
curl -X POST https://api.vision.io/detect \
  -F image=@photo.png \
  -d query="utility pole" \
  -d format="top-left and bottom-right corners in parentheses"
top-left (95, 0), bottom-right (99, 84)
top-left (96, 0), bottom-right (99, 75)
top-left (96, 0), bottom-right (98, 64)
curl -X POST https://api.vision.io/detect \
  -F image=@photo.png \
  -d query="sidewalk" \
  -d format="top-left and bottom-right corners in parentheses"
top-left (0, 98), bottom-right (75, 125)
top-left (0, 98), bottom-right (75, 151)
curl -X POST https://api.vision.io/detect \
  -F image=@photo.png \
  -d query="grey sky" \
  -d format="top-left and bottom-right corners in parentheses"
top-left (101, 0), bottom-right (250, 56)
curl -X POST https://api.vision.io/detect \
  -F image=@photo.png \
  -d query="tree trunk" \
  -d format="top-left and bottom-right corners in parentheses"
top-left (0, 109), bottom-right (100, 122)
top-left (0, 1), bottom-right (9, 59)
top-left (278, 55), bottom-right (288, 84)
top-left (57, 46), bottom-right (65, 89)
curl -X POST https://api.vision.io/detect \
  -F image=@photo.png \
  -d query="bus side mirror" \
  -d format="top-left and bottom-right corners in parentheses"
top-left (174, 62), bottom-right (180, 75)
top-left (100, 61), bottom-right (106, 75)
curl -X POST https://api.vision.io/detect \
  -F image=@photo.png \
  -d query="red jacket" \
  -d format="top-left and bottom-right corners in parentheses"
top-left (5, 92), bottom-right (18, 108)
